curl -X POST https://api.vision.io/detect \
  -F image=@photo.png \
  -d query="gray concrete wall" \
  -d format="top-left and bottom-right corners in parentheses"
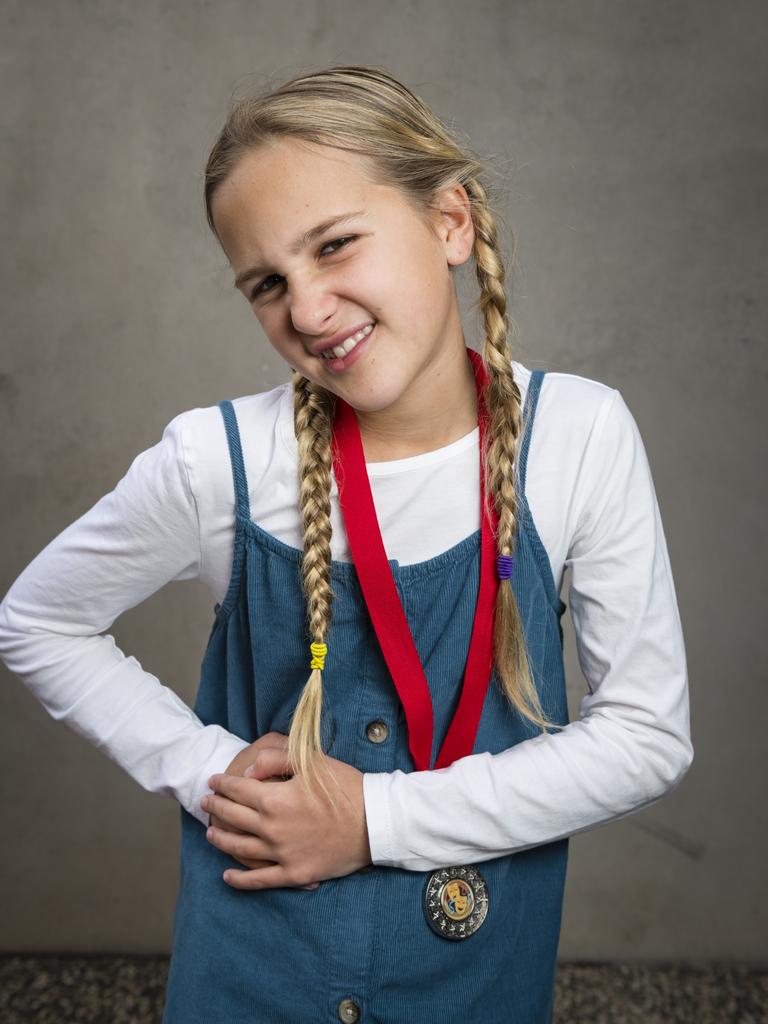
top-left (1, 0), bottom-right (765, 959)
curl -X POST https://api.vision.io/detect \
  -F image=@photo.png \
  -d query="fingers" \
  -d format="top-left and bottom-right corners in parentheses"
top-left (207, 825), bottom-right (272, 864)
top-left (206, 827), bottom-right (320, 890)
top-left (209, 811), bottom-right (248, 835)
top-left (204, 755), bottom-right (290, 831)
top-left (222, 863), bottom-right (319, 891)
top-left (204, 791), bottom-right (261, 833)
top-left (206, 825), bottom-right (290, 875)
top-left (208, 772), bottom-right (260, 807)
top-left (207, 757), bottom-right (324, 893)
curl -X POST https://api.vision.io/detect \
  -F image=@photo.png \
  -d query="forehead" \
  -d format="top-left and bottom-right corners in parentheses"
top-left (211, 139), bottom-right (384, 258)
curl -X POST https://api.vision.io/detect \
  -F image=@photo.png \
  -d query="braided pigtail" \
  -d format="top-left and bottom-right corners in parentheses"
top-left (467, 176), bottom-right (563, 734)
top-left (286, 372), bottom-right (346, 809)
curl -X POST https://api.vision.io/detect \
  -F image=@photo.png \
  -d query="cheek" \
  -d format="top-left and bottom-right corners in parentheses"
top-left (370, 265), bottom-right (423, 321)
top-left (386, 245), bottom-right (449, 317)
top-left (393, 276), bottom-right (444, 327)
top-left (257, 309), bottom-right (290, 345)
top-left (258, 326), bottom-right (293, 360)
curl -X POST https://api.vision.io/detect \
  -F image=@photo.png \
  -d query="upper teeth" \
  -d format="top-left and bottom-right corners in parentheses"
top-left (321, 323), bottom-right (374, 359)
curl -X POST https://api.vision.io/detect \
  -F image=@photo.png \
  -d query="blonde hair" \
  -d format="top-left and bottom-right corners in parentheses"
top-left (204, 65), bottom-right (563, 810)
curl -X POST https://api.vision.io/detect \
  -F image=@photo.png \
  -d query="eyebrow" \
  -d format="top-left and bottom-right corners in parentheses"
top-left (233, 209), bottom-right (367, 290)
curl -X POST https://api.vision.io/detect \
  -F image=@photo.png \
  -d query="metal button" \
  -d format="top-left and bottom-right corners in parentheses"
top-left (365, 720), bottom-right (388, 743)
top-left (337, 998), bottom-right (361, 1023)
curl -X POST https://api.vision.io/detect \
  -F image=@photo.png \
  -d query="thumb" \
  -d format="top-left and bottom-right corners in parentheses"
top-left (244, 747), bottom-right (293, 781)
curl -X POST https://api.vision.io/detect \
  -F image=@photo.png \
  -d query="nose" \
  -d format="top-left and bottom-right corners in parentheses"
top-left (288, 276), bottom-right (338, 337)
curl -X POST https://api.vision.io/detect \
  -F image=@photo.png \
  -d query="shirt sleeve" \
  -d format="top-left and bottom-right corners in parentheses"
top-left (362, 388), bottom-right (693, 871)
top-left (0, 411), bottom-right (250, 827)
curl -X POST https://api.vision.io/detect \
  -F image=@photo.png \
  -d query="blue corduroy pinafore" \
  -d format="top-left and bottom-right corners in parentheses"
top-left (162, 369), bottom-right (570, 1024)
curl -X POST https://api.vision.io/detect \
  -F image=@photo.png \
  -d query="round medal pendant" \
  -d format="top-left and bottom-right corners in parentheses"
top-left (423, 865), bottom-right (489, 940)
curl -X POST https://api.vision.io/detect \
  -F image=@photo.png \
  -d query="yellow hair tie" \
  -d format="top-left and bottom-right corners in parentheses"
top-left (310, 641), bottom-right (328, 671)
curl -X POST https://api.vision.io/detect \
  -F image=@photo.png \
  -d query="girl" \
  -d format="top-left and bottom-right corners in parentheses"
top-left (0, 65), bottom-right (693, 1022)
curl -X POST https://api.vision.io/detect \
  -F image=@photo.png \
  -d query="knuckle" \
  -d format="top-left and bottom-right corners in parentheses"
top-left (253, 750), bottom-right (268, 768)
top-left (234, 837), bottom-right (252, 859)
top-left (262, 731), bottom-right (289, 750)
top-left (284, 866), bottom-right (303, 887)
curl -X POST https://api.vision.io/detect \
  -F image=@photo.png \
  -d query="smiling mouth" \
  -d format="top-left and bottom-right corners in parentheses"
top-left (320, 323), bottom-right (375, 360)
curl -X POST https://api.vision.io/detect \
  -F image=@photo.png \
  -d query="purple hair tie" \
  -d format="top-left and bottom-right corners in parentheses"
top-left (496, 554), bottom-right (515, 580)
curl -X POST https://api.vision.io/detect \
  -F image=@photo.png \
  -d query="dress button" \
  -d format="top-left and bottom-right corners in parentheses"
top-left (365, 720), bottom-right (388, 743)
top-left (337, 997), bottom-right (361, 1022)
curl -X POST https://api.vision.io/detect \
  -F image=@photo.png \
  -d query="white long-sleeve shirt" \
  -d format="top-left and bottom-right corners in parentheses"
top-left (0, 359), bottom-right (693, 871)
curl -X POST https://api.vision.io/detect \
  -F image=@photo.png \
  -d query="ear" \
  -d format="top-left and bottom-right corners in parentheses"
top-left (431, 184), bottom-right (475, 268)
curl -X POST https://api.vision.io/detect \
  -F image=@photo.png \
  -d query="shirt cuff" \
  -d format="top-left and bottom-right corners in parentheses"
top-left (188, 729), bottom-right (252, 827)
top-left (362, 771), bottom-right (397, 866)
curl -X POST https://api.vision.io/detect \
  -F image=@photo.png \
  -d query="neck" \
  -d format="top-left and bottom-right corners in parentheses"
top-left (355, 341), bottom-right (479, 462)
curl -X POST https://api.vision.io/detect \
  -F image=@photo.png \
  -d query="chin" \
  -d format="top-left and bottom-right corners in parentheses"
top-left (342, 384), bottom-right (405, 413)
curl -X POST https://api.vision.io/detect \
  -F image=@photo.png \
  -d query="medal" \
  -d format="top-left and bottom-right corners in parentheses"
top-left (423, 865), bottom-right (489, 940)
top-left (331, 346), bottom-right (500, 772)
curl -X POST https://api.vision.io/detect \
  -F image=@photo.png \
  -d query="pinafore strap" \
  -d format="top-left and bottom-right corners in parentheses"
top-left (217, 399), bottom-right (251, 523)
top-left (518, 369), bottom-right (545, 499)
top-left (212, 400), bottom-right (252, 618)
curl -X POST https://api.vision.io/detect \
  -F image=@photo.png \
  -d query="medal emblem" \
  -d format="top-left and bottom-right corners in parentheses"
top-left (423, 865), bottom-right (489, 940)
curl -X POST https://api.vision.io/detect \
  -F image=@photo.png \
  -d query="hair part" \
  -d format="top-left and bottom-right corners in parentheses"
top-left (204, 64), bottom-right (564, 809)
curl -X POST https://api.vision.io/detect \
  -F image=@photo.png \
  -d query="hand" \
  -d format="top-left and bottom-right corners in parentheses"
top-left (223, 731), bottom-right (292, 779)
top-left (206, 732), bottom-right (309, 883)
top-left (202, 745), bottom-right (373, 891)
top-left (207, 731), bottom-right (291, 828)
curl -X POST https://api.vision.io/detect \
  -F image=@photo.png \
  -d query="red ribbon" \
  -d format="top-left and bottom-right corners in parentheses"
top-left (331, 347), bottom-right (500, 771)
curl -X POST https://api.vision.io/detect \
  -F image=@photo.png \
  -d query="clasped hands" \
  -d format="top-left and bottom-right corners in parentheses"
top-left (201, 732), bottom-right (373, 891)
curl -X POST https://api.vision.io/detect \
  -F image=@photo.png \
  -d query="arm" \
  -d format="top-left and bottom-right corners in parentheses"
top-left (0, 410), bottom-right (250, 827)
top-left (362, 389), bottom-right (693, 871)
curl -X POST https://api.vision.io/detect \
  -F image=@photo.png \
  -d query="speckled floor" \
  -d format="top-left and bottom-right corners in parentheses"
top-left (0, 956), bottom-right (766, 1022)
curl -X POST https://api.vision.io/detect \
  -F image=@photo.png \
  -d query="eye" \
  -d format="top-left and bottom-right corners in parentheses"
top-left (319, 234), bottom-right (357, 256)
top-left (250, 274), bottom-right (282, 300)
top-left (249, 235), bottom-right (358, 301)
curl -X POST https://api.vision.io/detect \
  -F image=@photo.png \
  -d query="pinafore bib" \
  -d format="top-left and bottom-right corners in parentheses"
top-left (162, 369), bottom-right (570, 1024)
